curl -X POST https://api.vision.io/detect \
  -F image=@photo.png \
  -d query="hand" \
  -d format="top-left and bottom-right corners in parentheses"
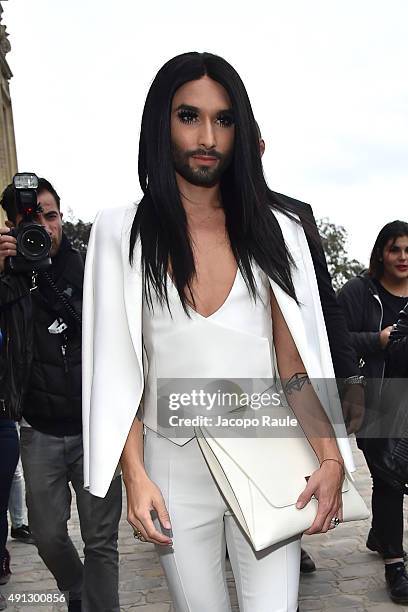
top-left (380, 326), bottom-right (393, 349)
top-left (296, 459), bottom-right (344, 535)
top-left (342, 384), bottom-right (365, 434)
top-left (125, 473), bottom-right (172, 546)
top-left (0, 224), bottom-right (17, 273)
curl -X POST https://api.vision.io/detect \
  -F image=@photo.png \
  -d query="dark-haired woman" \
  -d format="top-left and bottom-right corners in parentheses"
top-left (338, 220), bottom-right (408, 604)
top-left (83, 52), bottom-right (356, 612)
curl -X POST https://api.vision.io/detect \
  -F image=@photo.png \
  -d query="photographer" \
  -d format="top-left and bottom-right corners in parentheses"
top-left (0, 177), bottom-right (121, 612)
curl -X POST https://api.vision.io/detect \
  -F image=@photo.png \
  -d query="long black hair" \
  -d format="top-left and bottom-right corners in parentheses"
top-left (130, 51), bottom-right (299, 311)
top-left (369, 220), bottom-right (408, 279)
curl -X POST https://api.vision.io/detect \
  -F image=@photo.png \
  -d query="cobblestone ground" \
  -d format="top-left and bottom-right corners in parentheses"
top-left (2, 439), bottom-right (408, 611)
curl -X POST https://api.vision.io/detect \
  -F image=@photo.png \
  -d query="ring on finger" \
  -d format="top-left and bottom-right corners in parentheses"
top-left (133, 528), bottom-right (147, 542)
top-left (330, 516), bottom-right (341, 527)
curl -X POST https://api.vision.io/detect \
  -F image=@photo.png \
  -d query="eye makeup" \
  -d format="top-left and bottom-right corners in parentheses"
top-left (388, 244), bottom-right (408, 254)
top-left (216, 111), bottom-right (234, 128)
top-left (176, 108), bottom-right (198, 124)
top-left (174, 104), bottom-right (234, 128)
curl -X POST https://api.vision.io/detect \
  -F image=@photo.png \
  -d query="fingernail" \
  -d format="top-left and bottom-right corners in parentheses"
top-left (164, 521), bottom-right (171, 529)
top-left (296, 502), bottom-right (303, 509)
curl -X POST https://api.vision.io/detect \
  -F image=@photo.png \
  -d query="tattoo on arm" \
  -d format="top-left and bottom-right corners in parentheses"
top-left (284, 372), bottom-right (311, 395)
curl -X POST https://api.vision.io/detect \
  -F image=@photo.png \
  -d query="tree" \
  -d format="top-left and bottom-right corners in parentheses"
top-left (62, 208), bottom-right (92, 254)
top-left (63, 219), bottom-right (92, 254)
top-left (317, 218), bottom-right (364, 291)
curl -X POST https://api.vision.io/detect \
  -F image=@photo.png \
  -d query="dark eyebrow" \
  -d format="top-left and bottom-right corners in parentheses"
top-left (41, 211), bottom-right (58, 218)
top-left (174, 104), bottom-right (199, 112)
top-left (174, 104), bottom-right (233, 114)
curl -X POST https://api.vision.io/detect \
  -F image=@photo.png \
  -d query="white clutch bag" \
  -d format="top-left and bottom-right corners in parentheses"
top-left (195, 424), bottom-right (369, 552)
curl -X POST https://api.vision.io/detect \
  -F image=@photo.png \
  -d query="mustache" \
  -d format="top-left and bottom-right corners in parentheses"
top-left (187, 149), bottom-right (223, 160)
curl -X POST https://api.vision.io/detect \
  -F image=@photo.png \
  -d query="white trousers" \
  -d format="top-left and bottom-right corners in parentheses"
top-left (144, 429), bottom-right (300, 612)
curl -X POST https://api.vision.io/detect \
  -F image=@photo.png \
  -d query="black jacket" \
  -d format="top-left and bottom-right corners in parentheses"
top-left (337, 272), bottom-right (384, 406)
top-left (273, 191), bottom-right (360, 380)
top-left (345, 286), bottom-right (408, 490)
top-left (22, 235), bottom-right (84, 435)
top-left (337, 274), bottom-right (384, 373)
top-left (0, 233), bottom-right (83, 433)
top-left (0, 273), bottom-right (33, 420)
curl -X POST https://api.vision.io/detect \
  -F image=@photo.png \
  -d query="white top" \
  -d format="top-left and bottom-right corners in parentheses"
top-left (141, 263), bottom-right (276, 441)
top-left (82, 206), bottom-right (354, 498)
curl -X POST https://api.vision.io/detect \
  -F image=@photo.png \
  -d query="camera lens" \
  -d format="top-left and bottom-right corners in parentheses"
top-left (17, 224), bottom-right (52, 260)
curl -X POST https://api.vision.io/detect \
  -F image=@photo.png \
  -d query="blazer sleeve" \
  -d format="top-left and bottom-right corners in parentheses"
top-left (337, 277), bottom-right (382, 358)
top-left (82, 206), bottom-right (143, 498)
top-left (297, 204), bottom-right (360, 378)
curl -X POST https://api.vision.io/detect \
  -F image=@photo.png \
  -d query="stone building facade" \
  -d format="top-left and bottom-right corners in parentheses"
top-left (0, 1), bottom-right (17, 224)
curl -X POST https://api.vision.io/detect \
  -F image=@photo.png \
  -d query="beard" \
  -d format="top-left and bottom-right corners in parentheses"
top-left (49, 232), bottom-right (62, 258)
top-left (172, 144), bottom-right (233, 187)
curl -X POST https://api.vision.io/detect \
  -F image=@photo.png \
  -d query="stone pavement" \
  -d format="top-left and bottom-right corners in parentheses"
top-left (1, 438), bottom-right (408, 612)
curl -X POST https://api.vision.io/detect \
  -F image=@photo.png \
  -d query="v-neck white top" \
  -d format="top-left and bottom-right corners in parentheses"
top-left (141, 262), bottom-right (276, 442)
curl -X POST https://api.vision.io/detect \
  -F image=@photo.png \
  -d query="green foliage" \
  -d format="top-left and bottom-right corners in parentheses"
top-left (317, 218), bottom-right (364, 291)
top-left (63, 218), bottom-right (92, 254)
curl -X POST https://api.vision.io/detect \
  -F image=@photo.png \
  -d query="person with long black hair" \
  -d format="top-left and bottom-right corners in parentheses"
top-left (338, 221), bottom-right (408, 604)
top-left (83, 52), bottom-right (356, 611)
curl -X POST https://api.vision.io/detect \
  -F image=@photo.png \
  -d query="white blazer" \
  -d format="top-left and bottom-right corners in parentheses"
top-left (82, 205), bottom-right (355, 498)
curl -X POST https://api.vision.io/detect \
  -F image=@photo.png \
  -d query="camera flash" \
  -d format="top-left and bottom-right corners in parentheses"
top-left (13, 173), bottom-right (39, 190)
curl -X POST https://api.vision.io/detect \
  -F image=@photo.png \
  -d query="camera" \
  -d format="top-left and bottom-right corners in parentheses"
top-left (7, 173), bottom-right (52, 273)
